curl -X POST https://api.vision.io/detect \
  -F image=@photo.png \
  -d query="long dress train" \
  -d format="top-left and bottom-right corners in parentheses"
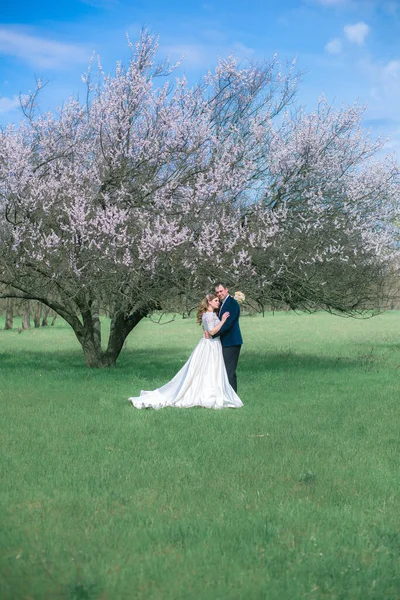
top-left (128, 312), bottom-right (243, 409)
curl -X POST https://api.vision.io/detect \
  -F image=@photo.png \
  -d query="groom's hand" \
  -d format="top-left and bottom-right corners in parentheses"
top-left (204, 331), bottom-right (211, 339)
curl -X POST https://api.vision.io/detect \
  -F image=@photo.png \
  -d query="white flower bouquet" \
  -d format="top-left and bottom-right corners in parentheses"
top-left (234, 291), bottom-right (245, 304)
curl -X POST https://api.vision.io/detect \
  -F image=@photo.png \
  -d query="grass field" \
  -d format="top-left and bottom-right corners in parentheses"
top-left (1, 311), bottom-right (400, 600)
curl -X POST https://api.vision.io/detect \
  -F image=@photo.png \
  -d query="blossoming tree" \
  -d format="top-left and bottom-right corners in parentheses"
top-left (0, 31), bottom-right (398, 367)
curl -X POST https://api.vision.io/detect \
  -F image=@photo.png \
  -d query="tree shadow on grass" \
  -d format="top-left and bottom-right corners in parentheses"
top-left (0, 346), bottom-right (362, 382)
top-left (0, 349), bottom-right (85, 372)
top-left (354, 340), bottom-right (400, 352)
top-left (239, 350), bottom-right (359, 375)
top-left (346, 341), bottom-right (400, 370)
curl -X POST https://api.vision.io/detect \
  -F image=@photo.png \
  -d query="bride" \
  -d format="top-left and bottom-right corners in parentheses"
top-left (128, 293), bottom-right (243, 410)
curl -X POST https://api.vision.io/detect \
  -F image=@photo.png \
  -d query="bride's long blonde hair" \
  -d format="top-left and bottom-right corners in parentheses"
top-left (196, 293), bottom-right (218, 325)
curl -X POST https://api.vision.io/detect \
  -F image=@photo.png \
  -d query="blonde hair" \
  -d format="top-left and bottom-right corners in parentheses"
top-left (196, 293), bottom-right (218, 325)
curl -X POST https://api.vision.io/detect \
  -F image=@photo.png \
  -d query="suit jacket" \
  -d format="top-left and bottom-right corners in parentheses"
top-left (217, 295), bottom-right (243, 347)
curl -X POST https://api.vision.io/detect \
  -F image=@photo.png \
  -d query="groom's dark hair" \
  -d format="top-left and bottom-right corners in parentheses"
top-left (214, 281), bottom-right (229, 289)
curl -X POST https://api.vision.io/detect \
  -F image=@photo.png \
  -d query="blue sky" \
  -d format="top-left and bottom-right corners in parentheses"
top-left (1, 0), bottom-right (399, 156)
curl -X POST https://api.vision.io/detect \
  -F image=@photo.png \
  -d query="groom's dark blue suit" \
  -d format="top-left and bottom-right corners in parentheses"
top-left (218, 295), bottom-right (243, 346)
top-left (218, 295), bottom-right (243, 393)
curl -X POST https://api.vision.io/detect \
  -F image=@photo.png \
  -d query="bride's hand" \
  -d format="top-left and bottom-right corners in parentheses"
top-left (221, 311), bottom-right (230, 322)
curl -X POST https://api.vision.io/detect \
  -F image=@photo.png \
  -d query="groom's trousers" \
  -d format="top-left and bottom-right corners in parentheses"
top-left (222, 345), bottom-right (241, 393)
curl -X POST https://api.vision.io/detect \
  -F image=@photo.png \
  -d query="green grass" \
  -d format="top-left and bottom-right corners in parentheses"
top-left (1, 312), bottom-right (400, 600)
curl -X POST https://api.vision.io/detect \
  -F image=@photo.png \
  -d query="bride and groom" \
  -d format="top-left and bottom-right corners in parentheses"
top-left (129, 283), bottom-right (243, 409)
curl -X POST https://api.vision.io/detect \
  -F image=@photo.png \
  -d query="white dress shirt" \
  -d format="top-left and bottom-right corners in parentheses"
top-left (219, 294), bottom-right (230, 317)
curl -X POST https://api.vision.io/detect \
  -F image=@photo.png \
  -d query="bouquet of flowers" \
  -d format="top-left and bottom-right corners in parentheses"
top-left (234, 291), bottom-right (245, 304)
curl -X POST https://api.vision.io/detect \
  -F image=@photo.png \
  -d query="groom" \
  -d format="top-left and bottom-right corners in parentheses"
top-left (214, 282), bottom-right (243, 393)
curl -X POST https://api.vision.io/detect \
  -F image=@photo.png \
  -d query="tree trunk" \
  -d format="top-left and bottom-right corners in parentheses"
top-left (50, 311), bottom-right (57, 326)
top-left (41, 305), bottom-right (51, 326)
top-left (22, 301), bottom-right (31, 330)
top-left (81, 337), bottom-right (106, 368)
top-left (91, 300), bottom-right (101, 350)
top-left (102, 309), bottom-right (146, 366)
top-left (76, 308), bottom-right (146, 367)
top-left (33, 302), bottom-right (42, 328)
top-left (4, 298), bottom-right (13, 330)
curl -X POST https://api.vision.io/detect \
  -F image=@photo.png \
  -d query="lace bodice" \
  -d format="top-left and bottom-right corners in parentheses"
top-left (202, 311), bottom-right (220, 333)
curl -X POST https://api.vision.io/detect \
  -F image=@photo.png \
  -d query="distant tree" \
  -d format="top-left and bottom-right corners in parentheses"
top-left (0, 31), bottom-right (398, 367)
top-left (33, 302), bottom-right (42, 328)
top-left (4, 298), bottom-right (13, 330)
top-left (21, 301), bottom-right (31, 330)
top-left (41, 305), bottom-right (51, 327)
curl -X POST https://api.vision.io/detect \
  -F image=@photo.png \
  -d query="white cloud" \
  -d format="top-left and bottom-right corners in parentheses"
top-left (231, 42), bottom-right (256, 58)
top-left (361, 57), bottom-right (400, 101)
top-left (163, 39), bottom-right (256, 70)
top-left (383, 60), bottom-right (400, 79)
top-left (344, 22), bottom-right (370, 45)
top-left (383, 1), bottom-right (399, 16)
top-left (0, 95), bottom-right (19, 114)
top-left (0, 28), bottom-right (89, 69)
top-left (163, 43), bottom-right (209, 68)
top-left (358, 58), bottom-right (400, 147)
top-left (325, 38), bottom-right (342, 54)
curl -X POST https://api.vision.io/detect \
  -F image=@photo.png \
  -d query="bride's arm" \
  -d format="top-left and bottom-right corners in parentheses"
top-left (204, 312), bottom-right (230, 336)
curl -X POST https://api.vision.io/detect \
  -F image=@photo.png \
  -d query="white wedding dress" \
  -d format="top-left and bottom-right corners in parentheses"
top-left (129, 312), bottom-right (243, 410)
